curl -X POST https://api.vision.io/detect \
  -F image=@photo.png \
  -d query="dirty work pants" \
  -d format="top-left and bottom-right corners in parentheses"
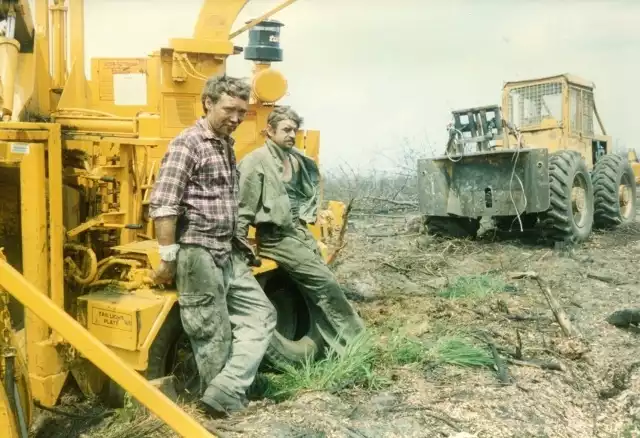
top-left (257, 224), bottom-right (365, 355)
top-left (175, 244), bottom-right (276, 404)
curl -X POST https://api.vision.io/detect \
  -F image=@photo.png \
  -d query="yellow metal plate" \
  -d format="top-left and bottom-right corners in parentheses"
top-left (78, 289), bottom-right (164, 352)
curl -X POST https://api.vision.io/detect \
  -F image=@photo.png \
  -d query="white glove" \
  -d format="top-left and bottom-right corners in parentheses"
top-left (159, 244), bottom-right (180, 262)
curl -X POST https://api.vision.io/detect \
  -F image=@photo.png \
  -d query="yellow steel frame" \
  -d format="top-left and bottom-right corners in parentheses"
top-left (0, 122), bottom-right (67, 406)
top-left (0, 259), bottom-right (214, 437)
top-left (0, 247), bottom-right (33, 438)
top-left (0, 122), bottom-right (214, 437)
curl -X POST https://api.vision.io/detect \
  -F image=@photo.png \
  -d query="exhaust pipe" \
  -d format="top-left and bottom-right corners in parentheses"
top-left (0, 9), bottom-right (19, 120)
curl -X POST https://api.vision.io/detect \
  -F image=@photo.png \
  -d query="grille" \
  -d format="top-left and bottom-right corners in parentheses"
top-left (508, 82), bottom-right (563, 128)
top-left (569, 87), bottom-right (594, 136)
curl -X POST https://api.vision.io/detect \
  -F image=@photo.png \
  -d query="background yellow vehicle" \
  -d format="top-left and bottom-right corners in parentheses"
top-left (419, 73), bottom-right (636, 243)
top-left (0, 0), bottom-right (344, 436)
top-left (627, 149), bottom-right (640, 186)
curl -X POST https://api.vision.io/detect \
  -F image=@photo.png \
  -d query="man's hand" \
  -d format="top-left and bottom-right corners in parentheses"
top-left (153, 260), bottom-right (177, 285)
top-left (153, 216), bottom-right (179, 284)
top-left (234, 236), bottom-right (262, 267)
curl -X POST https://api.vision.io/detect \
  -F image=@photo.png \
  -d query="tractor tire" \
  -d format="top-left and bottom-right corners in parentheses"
top-left (105, 306), bottom-right (192, 407)
top-left (494, 214), bottom-right (538, 231)
top-left (592, 154), bottom-right (637, 228)
top-left (425, 215), bottom-right (480, 239)
top-left (106, 272), bottom-right (325, 407)
top-left (105, 271), bottom-right (325, 406)
top-left (262, 272), bottom-right (325, 369)
top-left (539, 150), bottom-right (594, 244)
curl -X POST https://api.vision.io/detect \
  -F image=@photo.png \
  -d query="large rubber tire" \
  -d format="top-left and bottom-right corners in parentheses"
top-left (105, 271), bottom-right (326, 406)
top-left (262, 272), bottom-right (325, 369)
top-left (105, 306), bottom-right (191, 407)
top-left (425, 215), bottom-right (480, 239)
top-left (592, 154), bottom-right (637, 228)
top-left (145, 307), bottom-right (199, 398)
top-left (539, 150), bottom-right (594, 244)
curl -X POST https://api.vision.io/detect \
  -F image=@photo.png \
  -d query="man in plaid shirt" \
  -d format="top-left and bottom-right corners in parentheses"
top-left (149, 75), bottom-right (276, 417)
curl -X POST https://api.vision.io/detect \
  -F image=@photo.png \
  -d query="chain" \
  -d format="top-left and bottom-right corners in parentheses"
top-left (0, 290), bottom-right (15, 355)
top-left (58, 343), bottom-right (79, 369)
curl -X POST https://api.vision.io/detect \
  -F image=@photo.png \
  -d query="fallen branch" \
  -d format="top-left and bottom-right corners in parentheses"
top-left (366, 231), bottom-right (408, 238)
top-left (388, 405), bottom-right (461, 432)
top-left (510, 271), bottom-right (576, 337)
top-left (382, 260), bottom-right (438, 279)
top-left (515, 330), bottom-right (523, 360)
top-left (480, 332), bottom-right (512, 385)
top-left (364, 196), bottom-right (418, 207)
top-left (507, 358), bottom-right (565, 372)
top-left (382, 261), bottom-right (411, 274)
top-left (344, 425), bottom-right (369, 438)
top-left (587, 271), bottom-right (626, 285)
top-left (505, 314), bottom-right (543, 322)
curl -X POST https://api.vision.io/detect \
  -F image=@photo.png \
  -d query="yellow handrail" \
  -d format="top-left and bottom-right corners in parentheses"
top-left (0, 259), bottom-right (215, 438)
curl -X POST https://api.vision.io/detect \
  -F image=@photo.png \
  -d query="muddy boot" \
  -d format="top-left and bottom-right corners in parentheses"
top-left (199, 385), bottom-right (246, 418)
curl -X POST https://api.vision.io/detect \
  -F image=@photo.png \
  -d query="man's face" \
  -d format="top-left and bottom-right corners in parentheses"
top-left (267, 119), bottom-right (298, 149)
top-left (205, 93), bottom-right (248, 137)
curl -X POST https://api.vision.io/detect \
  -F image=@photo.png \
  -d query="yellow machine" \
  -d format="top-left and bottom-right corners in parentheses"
top-left (419, 73), bottom-right (636, 242)
top-left (0, 0), bottom-right (345, 436)
top-left (627, 149), bottom-right (640, 185)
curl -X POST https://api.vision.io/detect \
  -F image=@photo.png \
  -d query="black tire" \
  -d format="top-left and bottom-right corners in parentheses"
top-left (262, 272), bottom-right (325, 369)
top-left (592, 154), bottom-right (637, 228)
top-left (425, 215), bottom-right (480, 239)
top-left (539, 150), bottom-right (594, 244)
top-left (105, 306), bottom-right (196, 407)
top-left (105, 271), bottom-right (326, 406)
top-left (494, 214), bottom-right (538, 231)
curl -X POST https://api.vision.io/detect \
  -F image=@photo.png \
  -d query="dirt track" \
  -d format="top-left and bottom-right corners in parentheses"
top-left (31, 213), bottom-right (640, 438)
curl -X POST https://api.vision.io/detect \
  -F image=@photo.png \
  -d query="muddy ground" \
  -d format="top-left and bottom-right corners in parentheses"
top-left (30, 213), bottom-right (640, 438)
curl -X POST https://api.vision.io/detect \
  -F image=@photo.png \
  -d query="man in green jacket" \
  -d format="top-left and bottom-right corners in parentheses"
top-left (236, 106), bottom-right (365, 359)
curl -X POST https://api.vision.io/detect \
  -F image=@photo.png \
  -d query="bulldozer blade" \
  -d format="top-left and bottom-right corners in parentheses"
top-left (417, 148), bottom-right (550, 218)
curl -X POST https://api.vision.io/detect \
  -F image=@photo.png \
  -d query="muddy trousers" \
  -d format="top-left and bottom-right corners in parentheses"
top-left (257, 225), bottom-right (366, 355)
top-left (175, 245), bottom-right (277, 406)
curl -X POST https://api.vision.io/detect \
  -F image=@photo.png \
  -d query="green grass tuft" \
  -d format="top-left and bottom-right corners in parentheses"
top-left (438, 274), bottom-right (506, 299)
top-left (264, 331), bottom-right (387, 402)
top-left (379, 334), bottom-right (427, 366)
top-left (263, 328), bottom-right (495, 402)
top-left (426, 336), bottom-right (494, 367)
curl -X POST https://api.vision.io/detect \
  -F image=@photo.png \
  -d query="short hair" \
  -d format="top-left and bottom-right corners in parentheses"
top-left (201, 75), bottom-right (251, 113)
top-left (267, 106), bottom-right (304, 130)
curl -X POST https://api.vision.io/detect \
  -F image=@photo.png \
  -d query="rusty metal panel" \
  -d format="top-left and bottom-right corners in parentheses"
top-left (523, 148), bottom-right (550, 212)
top-left (418, 149), bottom-right (550, 217)
top-left (417, 158), bottom-right (450, 216)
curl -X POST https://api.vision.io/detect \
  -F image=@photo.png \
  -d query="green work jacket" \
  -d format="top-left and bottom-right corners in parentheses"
top-left (236, 140), bottom-right (321, 238)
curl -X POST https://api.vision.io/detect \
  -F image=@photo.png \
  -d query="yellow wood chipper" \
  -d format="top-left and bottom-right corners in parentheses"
top-left (0, 0), bottom-right (345, 436)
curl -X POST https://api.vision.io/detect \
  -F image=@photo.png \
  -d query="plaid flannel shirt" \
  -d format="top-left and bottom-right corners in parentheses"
top-left (149, 117), bottom-right (238, 265)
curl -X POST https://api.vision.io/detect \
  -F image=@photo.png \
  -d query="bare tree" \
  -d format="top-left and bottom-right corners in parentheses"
top-left (323, 133), bottom-right (437, 215)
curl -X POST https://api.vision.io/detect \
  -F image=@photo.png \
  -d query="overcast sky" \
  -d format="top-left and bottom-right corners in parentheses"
top-left (34, 0), bottom-right (640, 170)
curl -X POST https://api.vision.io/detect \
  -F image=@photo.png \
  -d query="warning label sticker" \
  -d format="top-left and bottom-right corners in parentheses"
top-left (10, 143), bottom-right (30, 155)
top-left (91, 307), bottom-right (133, 332)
